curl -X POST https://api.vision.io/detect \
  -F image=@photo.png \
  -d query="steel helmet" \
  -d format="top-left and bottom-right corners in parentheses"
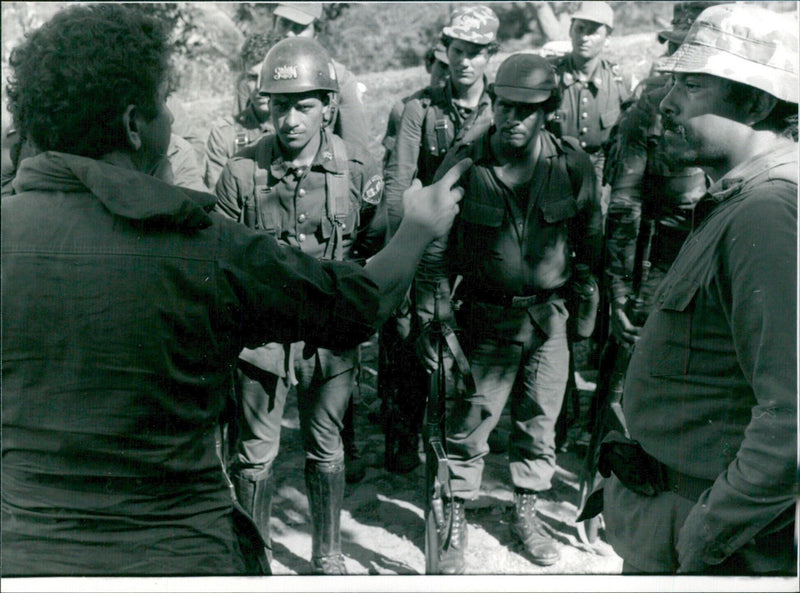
top-left (493, 53), bottom-right (557, 104)
top-left (259, 37), bottom-right (339, 95)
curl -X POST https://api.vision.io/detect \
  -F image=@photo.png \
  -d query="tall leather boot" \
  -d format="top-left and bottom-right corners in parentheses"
top-left (510, 489), bottom-right (560, 566)
top-left (341, 398), bottom-right (365, 484)
top-left (232, 470), bottom-right (274, 566)
top-left (305, 460), bottom-right (347, 574)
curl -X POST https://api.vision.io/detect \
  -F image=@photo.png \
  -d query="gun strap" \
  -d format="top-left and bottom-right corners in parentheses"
top-left (439, 322), bottom-right (476, 395)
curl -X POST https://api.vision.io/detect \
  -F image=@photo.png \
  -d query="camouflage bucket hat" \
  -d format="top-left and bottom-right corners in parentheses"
top-left (442, 5), bottom-right (499, 45)
top-left (659, 3), bottom-right (798, 103)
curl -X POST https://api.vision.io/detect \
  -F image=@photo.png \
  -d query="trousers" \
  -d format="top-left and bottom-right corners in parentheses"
top-left (446, 298), bottom-right (571, 498)
top-left (231, 343), bottom-right (357, 480)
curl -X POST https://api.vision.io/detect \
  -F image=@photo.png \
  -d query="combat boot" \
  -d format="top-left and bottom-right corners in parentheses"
top-left (437, 497), bottom-right (468, 574)
top-left (510, 489), bottom-right (560, 566)
top-left (305, 460), bottom-right (347, 574)
top-left (232, 469), bottom-right (275, 566)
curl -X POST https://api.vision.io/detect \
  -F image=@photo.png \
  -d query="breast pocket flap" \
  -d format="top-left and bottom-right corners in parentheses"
top-left (541, 196), bottom-right (578, 224)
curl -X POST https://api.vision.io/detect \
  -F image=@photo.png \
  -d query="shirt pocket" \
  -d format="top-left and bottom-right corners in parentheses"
top-left (600, 108), bottom-right (621, 130)
top-left (649, 275), bottom-right (699, 377)
top-left (540, 195), bottom-right (578, 224)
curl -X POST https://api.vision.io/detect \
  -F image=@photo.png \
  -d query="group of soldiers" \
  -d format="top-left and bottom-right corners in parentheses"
top-left (1, 0), bottom-right (797, 580)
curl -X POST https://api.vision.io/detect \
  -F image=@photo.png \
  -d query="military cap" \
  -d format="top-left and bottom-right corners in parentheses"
top-left (571, 2), bottom-right (614, 29)
top-left (659, 3), bottom-right (798, 104)
top-left (493, 53), bottom-right (557, 104)
top-left (273, 3), bottom-right (323, 26)
top-left (442, 5), bottom-right (499, 45)
top-left (657, 2), bottom-right (722, 45)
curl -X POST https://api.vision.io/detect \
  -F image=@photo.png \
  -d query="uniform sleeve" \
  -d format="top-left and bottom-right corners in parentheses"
top-left (332, 68), bottom-right (370, 151)
top-left (676, 184), bottom-right (798, 571)
top-left (166, 135), bottom-right (209, 193)
top-left (349, 148), bottom-right (388, 262)
top-left (213, 159), bottom-right (247, 222)
top-left (605, 100), bottom-right (649, 302)
top-left (383, 98), bottom-right (427, 236)
top-left (204, 122), bottom-right (234, 190)
top-left (215, 216), bottom-right (380, 350)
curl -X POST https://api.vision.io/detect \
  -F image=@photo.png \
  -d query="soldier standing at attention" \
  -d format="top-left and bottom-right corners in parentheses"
top-left (214, 37), bottom-right (387, 575)
top-left (415, 54), bottom-right (603, 573)
top-left (203, 31), bottom-right (280, 189)
top-left (601, 3), bottom-right (797, 575)
top-left (380, 5), bottom-right (499, 474)
top-left (547, 1), bottom-right (632, 216)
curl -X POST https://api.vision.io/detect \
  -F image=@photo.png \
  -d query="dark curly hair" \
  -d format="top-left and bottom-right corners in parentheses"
top-left (240, 30), bottom-right (284, 71)
top-left (6, 4), bottom-right (172, 159)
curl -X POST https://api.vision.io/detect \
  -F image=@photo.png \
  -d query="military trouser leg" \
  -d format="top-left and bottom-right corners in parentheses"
top-left (231, 360), bottom-right (291, 479)
top-left (446, 300), bottom-right (570, 498)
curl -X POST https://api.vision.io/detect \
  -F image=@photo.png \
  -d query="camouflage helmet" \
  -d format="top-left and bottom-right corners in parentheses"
top-left (442, 5), bottom-right (499, 45)
top-left (258, 37), bottom-right (338, 95)
top-left (493, 53), bottom-right (557, 104)
top-left (659, 3), bottom-right (798, 103)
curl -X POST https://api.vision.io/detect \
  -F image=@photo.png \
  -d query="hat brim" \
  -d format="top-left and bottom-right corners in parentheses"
top-left (493, 86), bottom-right (552, 104)
top-left (273, 5), bottom-right (317, 25)
top-left (433, 49), bottom-right (449, 65)
top-left (659, 42), bottom-right (798, 103)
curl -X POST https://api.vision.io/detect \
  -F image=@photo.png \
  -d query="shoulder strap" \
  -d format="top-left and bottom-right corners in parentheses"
top-left (324, 132), bottom-right (351, 261)
top-left (422, 86), bottom-right (453, 156)
top-left (244, 137), bottom-right (274, 229)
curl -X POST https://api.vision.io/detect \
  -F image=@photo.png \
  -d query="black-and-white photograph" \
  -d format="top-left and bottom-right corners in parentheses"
top-left (1, 2), bottom-right (798, 591)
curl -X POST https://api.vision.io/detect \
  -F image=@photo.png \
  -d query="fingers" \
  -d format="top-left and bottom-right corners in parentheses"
top-left (408, 178), bottom-right (423, 191)
top-left (435, 158), bottom-right (472, 201)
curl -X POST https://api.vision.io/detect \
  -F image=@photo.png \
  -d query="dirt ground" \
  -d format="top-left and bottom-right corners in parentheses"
top-left (265, 335), bottom-right (623, 578)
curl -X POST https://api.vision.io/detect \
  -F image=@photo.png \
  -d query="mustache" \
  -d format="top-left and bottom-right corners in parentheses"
top-left (661, 115), bottom-right (686, 135)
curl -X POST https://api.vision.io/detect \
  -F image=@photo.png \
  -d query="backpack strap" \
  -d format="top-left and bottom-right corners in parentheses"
top-left (421, 86), bottom-right (453, 157)
top-left (246, 137), bottom-right (273, 231)
top-left (323, 132), bottom-right (351, 261)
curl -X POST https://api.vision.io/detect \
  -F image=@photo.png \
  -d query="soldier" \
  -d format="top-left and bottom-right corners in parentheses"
top-left (214, 37), bottom-right (387, 575)
top-left (547, 1), bottom-right (632, 216)
top-left (1, 4), bottom-right (469, 575)
top-left (601, 3), bottom-right (797, 575)
top-left (382, 42), bottom-right (450, 168)
top-left (380, 4), bottom-right (499, 474)
top-left (204, 31), bottom-right (280, 189)
top-left (270, 2), bottom-right (370, 151)
top-left (415, 53), bottom-right (603, 573)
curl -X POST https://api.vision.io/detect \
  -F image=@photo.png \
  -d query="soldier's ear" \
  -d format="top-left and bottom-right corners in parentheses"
top-left (747, 90), bottom-right (778, 127)
top-left (122, 104), bottom-right (143, 151)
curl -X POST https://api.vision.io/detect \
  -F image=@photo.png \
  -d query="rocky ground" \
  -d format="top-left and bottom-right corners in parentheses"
top-left (265, 335), bottom-right (622, 578)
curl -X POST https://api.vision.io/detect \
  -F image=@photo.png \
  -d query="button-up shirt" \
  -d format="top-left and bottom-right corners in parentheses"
top-left (623, 143), bottom-right (797, 567)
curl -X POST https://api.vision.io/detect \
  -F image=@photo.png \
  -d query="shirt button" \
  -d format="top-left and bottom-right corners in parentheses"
top-left (298, 233), bottom-right (307, 242)
top-left (298, 188), bottom-right (306, 197)
top-left (581, 96), bottom-right (589, 104)
top-left (580, 141), bottom-right (587, 148)
top-left (581, 127), bottom-right (588, 134)
top-left (581, 112), bottom-right (589, 119)
top-left (517, 223), bottom-right (523, 232)
top-left (298, 213), bottom-right (307, 223)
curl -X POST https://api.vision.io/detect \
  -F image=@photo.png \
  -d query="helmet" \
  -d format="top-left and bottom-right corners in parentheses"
top-left (258, 37), bottom-right (339, 95)
top-left (493, 53), bottom-right (557, 104)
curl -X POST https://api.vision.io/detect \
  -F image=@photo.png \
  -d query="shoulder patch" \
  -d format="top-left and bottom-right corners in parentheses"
top-left (362, 174), bottom-right (384, 205)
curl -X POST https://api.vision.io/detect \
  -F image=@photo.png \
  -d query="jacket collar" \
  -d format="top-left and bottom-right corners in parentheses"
top-left (268, 129), bottom-right (341, 180)
top-left (472, 126), bottom-right (564, 167)
top-left (13, 151), bottom-right (216, 229)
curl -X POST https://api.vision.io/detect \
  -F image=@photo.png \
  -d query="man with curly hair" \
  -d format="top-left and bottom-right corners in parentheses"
top-left (0, 3), bottom-right (470, 576)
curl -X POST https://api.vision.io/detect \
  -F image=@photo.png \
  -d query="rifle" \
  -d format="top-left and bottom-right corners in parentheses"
top-left (576, 216), bottom-right (656, 544)
top-left (424, 278), bottom-right (472, 574)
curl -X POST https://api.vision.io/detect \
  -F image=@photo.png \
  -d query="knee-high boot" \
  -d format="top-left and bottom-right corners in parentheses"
top-left (305, 460), bottom-right (347, 574)
top-left (232, 469), bottom-right (274, 566)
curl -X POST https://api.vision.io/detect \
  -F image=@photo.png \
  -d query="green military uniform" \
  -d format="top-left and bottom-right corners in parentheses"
top-left (204, 103), bottom-right (274, 190)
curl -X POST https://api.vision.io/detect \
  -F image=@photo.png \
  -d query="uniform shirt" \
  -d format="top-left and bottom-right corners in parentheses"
top-left (161, 134), bottom-right (209, 192)
top-left (383, 79), bottom-right (493, 234)
top-left (416, 127), bottom-right (602, 323)
top-left (215, 129), bottom-right (386, 263)
top-left (1, 151), bottom-right (382, 575)
top-left (623, 143), bottom-right (797, 567)
top-left (604, 74), bottom-right (708, 303)
top-left (203, 103), bottom-right (274, 190)
top-left (548, 55), bottom-right (631, 153)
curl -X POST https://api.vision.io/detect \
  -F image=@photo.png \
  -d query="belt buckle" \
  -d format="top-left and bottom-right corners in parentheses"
top-left (511, 294), bottom-right (538, 309)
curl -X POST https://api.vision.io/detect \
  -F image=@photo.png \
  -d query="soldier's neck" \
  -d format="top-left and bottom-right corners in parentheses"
top-left (451, 77), bottom-right (485, 109)
top-left (571, 53), bottom-right (601, 78)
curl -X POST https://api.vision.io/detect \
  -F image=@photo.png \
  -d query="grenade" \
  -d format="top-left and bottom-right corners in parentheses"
top-left (573, 264), bottom-right (599, 338)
